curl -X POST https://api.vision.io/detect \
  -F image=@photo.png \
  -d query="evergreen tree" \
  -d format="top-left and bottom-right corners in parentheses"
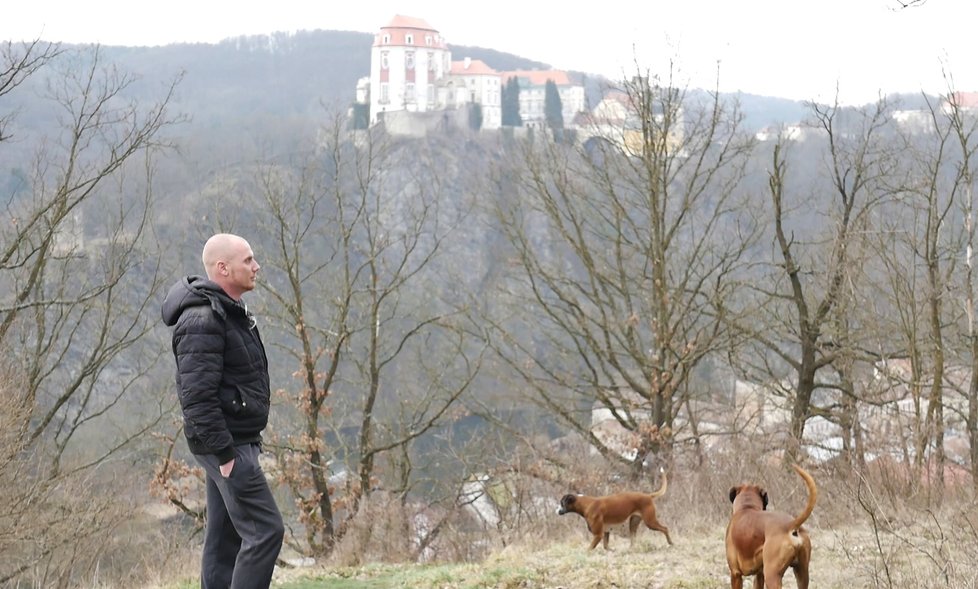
top-left (469, 102), bottom-right (483, 131)
top-left (544, 79), bottom-right (564, 130)
top-left (502, 77), bottom-right (523, 127)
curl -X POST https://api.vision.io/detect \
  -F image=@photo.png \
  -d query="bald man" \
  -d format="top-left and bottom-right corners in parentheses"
top-left (162, 233), bottom-right (283, 589)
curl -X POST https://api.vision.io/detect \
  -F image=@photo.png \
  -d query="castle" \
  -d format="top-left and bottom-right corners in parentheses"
top-left (354, 15), bottom-right (587, 135)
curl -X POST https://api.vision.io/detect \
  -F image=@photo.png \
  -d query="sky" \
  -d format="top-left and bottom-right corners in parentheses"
top-left (3, 0), bottom-right (976, 106)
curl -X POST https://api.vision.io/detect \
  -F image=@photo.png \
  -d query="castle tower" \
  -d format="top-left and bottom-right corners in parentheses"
top-left (370, 15), bottom-right (451, 125)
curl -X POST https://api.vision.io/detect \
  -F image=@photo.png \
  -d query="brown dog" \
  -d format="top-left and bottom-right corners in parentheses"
top-left (557, 469), bottom-right (673, 550)
top-left (725, 464), bottom-right (817, 589)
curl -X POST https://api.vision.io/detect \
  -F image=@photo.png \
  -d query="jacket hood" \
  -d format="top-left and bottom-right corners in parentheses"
top-left (161, 275), bottom-right (236, 326)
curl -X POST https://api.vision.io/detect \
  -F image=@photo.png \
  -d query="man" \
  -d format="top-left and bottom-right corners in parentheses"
top-left (161, 233), bottom-right (284, 589)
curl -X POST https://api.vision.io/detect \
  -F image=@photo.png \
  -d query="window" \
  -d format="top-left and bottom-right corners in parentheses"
top-left (382, 34), bottom-right (390, 44)
top-left (405, 51), bottom-right (415, 70)
top-left (427, 85), bottom-right (435, 104)
top-left (406, 83), bottom-right (415, 103)
top-left (381, 51), bottom-right (389, 70)
top-left (380, 83), bottom-right (389, 104)
top-left (425, 35), bottom-right (432, 45)
top-left (428, 52), bottom-right (435, 71)
top-left (405, 34), bottom-right (414, 45)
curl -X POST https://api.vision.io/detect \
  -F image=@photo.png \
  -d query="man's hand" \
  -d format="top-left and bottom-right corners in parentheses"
top-left (220, 458), bottom-right (235, 478)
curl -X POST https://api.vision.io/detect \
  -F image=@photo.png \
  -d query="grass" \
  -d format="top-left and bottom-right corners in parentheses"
top-left (260, 518), bottom-right (978, 589)
top-left (270, 529), bottom-right (730, 589)
top-left (274, 561), bottom-right (540, 589)
top-left (153, 464), bottom-right (978, 589)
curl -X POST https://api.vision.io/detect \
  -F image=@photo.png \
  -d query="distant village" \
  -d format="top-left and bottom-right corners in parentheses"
top-left (351, 13), bottom-right (700, 158)
top-left (354, 15), bottom-right (978, 149)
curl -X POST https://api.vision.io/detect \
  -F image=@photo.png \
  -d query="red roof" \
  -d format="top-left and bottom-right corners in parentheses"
top-left (383, 15), bottom-right (438, 32)
top-left (948, 91), bottom-right (978, 109)
top-left (375, 15), bottom-right (446, 49)
top-left (450, 59), bottom-right (498, 76)
top-left (500, 70), bottom-right (572, 86)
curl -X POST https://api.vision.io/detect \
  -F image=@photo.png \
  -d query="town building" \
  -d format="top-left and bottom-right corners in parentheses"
top-left (357, 15), bottom-right (585, 135)
top-left (577, 88), bottom-right (685, 156)
top-left (366, 15), bottom-right (454, 127)
top-left (500, 70), bottom-right (586, 129)
top-left (449, 57), bottom-right (501, 129)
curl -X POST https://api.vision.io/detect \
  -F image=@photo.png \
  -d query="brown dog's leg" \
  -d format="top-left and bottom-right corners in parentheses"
top-left (729, 573), bottom-right (743, 589)
top-left (628, 515), bottom-right (641, 548)
top-left (648, 520), bottom-right (673, 545)
top-left (762, 568), bottom-right (784, 588)
top-left (641, 510), bottom-right (674, 546)
top-left (792, 562), bottom-right (809, 589)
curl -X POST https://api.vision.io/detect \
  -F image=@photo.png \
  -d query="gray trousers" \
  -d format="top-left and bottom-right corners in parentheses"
top-left (194, 443), bottom-right (284, 589)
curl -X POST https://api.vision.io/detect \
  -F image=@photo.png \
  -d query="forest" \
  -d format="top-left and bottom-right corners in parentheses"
top-left (1, 31), bottom-right (976, 588)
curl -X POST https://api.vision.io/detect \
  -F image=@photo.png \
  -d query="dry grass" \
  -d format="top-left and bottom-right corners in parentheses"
top-left (261, 459), bottom-right (978, 589)
top-left (150, 446), bottom-right (978, 589)
top-left (269, 517), bottom-right (978, 589)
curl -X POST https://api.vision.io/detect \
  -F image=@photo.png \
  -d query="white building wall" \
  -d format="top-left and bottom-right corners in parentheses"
top-left (370, 37), bottom-right (451, 125)
top-left (560, 86), bottom-right (586, 123)
top-left (455, 74), bottom-right (502, 129)
top-left (516, 84), bottom-right (584, 128)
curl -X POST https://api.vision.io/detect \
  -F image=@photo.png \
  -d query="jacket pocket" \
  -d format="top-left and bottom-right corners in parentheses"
top-left (231, 382), bottom-right (270, 417)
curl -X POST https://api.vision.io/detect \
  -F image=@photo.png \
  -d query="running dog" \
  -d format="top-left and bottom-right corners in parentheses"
top-left (557, 469), bottom-right (673, 550)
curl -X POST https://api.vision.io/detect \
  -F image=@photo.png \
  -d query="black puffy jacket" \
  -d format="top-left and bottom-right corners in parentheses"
top-left (161, 275), bottom-right (270, 464)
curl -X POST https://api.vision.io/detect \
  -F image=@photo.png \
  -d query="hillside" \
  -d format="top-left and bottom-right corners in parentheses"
top-left (78, 29), bottom-right (809, 134)
top-left (95, 31), bottom-right (553, 126)
top-left (6, 30), bottom-right (962, 589)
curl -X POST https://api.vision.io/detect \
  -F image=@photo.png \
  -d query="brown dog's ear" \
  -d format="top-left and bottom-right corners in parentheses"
top-left (760, 490), bottom-right (768, 510)
top-left (728, 487), bottom-right (738, 503)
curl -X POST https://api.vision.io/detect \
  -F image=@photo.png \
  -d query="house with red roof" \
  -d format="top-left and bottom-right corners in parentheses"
top-left (367, 15), bottom-right (457, 128)
top-left (359, 15), bottom-right (585, 135)
top-left (499, 70), bottom-right (586, 129)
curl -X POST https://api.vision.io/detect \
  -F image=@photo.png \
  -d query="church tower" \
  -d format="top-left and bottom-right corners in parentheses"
top-left (369, 15), bottom-right (451, 125)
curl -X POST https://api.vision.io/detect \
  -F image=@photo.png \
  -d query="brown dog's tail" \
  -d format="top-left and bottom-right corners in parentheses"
top-left (788, 464), bottom-right (817, 531)
top-left (650, 467), bottom-right (668, 498)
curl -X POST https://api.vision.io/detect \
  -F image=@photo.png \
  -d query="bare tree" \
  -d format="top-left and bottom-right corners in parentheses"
top-left (0, 39), bottom-right (61, 143)
top-left (488, 67), bottom-right (758, 476)
top-left (248, 114), bottom-right (484, 556)
top-left (0, 42), bottom-right (179, 585)
top-left (946, 92), bottom-right (978, 490)
top-left (741, 98), bottom-right (895, 465)
top-left (901, 85), bottom-right (978, 491)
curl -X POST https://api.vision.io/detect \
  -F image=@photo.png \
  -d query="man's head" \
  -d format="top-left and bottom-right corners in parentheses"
top-left (202, 233), bottom-right (260, 300)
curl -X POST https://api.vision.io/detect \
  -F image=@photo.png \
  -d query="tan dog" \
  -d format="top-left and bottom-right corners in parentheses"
top-left (557, 469), bottom-right (673, 550)
top-left (725, 464), bottom-right (817, 589)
